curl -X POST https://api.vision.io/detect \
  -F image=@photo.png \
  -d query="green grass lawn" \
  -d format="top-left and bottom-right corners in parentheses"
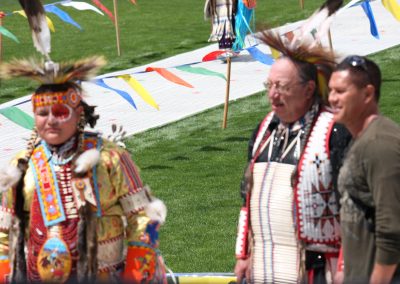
top-left (0, 0), bottom-right (399, 274)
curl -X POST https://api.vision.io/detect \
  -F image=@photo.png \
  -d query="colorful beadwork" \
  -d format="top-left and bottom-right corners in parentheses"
top-left (32, 89), bottom-right (81, 111)
top-left (30, 144), bottom-right (66, 226)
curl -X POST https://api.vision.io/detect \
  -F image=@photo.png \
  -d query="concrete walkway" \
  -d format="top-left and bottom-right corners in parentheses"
top-left (0, 0), bottom-right (399, 165)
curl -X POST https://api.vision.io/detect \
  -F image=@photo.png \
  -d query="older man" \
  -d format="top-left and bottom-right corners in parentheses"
top-left (234, 31), bottom-right (351, 284)
top-left (329, 55), bottom-right (400, 283)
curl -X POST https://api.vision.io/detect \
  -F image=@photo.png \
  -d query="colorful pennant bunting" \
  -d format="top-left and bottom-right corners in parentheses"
top-left (146, 67), bottom-right (194, 88)
top-left (118, 75), bottom-right (159, 110)
top-left (0, 107), bottom-right (34, 130)
top-left (94, 79), bottom-right (137, 109)
top-left (176, 65), bottom-right (226, 81)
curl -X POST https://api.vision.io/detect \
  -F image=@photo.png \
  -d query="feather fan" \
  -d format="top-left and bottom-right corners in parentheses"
top-left (18, 0), bottom-right (51, 59)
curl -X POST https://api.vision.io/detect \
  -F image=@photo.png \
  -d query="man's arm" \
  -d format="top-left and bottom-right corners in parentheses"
top-left (370, 263), bottom-right (398, 284)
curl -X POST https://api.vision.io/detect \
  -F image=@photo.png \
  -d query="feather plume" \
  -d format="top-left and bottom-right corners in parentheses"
top-left (0, 56), bottom-right (106, 85)
top-left (18, 0), bottom-right (51, 59)
top-left (292, 0), bottom-right (343, 47)
top-left (74, 149), bottom-right (101, 174)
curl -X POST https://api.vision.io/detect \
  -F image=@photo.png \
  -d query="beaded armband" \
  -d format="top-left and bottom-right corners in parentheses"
top-left (119, 188), bottom-right (150, 215)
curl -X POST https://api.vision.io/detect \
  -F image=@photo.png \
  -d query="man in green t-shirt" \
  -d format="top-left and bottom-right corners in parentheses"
top-left (329, 55), bottom-right (400, 284)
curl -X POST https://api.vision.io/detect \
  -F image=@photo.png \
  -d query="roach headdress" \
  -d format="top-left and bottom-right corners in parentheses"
top-left (258, 30), bottom-right (336, 103)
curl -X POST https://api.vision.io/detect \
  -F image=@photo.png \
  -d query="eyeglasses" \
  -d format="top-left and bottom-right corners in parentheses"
top-left (263, 81), bottom-right (304, 94)
top-left (34, 104), bottom-right (74, 123)
top-left (343, 55), bottom-right (369, 72)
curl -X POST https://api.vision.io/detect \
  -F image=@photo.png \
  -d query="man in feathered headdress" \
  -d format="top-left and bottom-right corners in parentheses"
top-left (0, 1), bottom-right (167, 283)
top-left (233, 26), bottom-right (351, 283)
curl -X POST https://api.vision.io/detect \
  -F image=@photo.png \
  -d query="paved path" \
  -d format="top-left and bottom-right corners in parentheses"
top-left (0, 1), bottom-right (399, 165)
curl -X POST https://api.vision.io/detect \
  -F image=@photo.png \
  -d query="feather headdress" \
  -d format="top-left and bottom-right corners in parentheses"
top-left (0, 56), bottom-right (106, 85)
top-left (18, 0), bottom-right (51, 60)
top-left (258, 30), bottom-right (336, 102)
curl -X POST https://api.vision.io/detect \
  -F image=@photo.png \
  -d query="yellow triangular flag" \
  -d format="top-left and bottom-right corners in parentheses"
top-left (14, 11), bottom-right (55, 32)
top-left (382, 0), bottom-right (400, 21)
top-left (47, 16), bottom-right (55, 32)
top-left (118, 75), bottom-right (159, 110)
top-left (270, 46), bottom-right (280, 59)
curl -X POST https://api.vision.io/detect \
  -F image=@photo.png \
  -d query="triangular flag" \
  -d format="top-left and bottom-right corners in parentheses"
top-left (246, 46), bottom-right (274, 65)
top-left (0, 107), bottom-right (34, 130)
top-left (47, 16), bottom-right (55, 32)
top-left (202, 50), bottom-right (226, 62)
top-left (146, 67), bottom-right (194, 88)
top-left (382, 0), bottom-right (400, 21)
top-left (92, 0), bottom-right (115, 22)
top-left (361, 0), bottom-right (379, 39)
top-left (270, 46), bottom-right (280, 59)
top-left (45, 5), bottom-right (82, 30)
top-left (14, 10), bottom-right (55, 32)
top-left (118, 75), bottom-right (159, 110)
top-left (94, 79), bottom-right (137, 109)
top-left (176, 65), bottom-right (226, 81)
top-left (61, 1), bottom-right (104, 15)
top-left (0, 26), bottom-right (19, 43)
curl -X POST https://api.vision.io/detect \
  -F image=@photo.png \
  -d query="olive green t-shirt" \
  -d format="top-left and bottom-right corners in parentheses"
top-left (339, 116), bottom-right (400, 283)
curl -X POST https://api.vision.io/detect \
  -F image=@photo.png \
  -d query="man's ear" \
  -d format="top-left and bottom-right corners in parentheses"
top-left (306, 80), bottom-right (316, 99)
top-left (364, 84), bottom-right (376, 103)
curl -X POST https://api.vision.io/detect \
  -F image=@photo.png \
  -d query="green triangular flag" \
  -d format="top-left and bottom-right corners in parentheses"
top-left (176, 65), bottom-right (226, 81)
top-left (0, 26), bottom-right (19, 43)
top-left (0, 106), bottom-right (34, 130)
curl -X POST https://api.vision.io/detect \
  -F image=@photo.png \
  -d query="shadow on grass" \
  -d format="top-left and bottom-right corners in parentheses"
top-left (199, 145), bottom-right (227, 152)
top-left (223, 136), bottom-right (249, 142)
top-left (130, 51), bottom-right (166, 65)
top-left (169, 155), bottom-right (190, 161)
top-left (143, 165), bottom-right (173, 170)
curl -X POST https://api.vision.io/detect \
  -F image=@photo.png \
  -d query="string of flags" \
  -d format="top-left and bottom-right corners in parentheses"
top-left (0, 1), bottom-right (105, 43)
top-left (1, 0), bottom-right (400, 130)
